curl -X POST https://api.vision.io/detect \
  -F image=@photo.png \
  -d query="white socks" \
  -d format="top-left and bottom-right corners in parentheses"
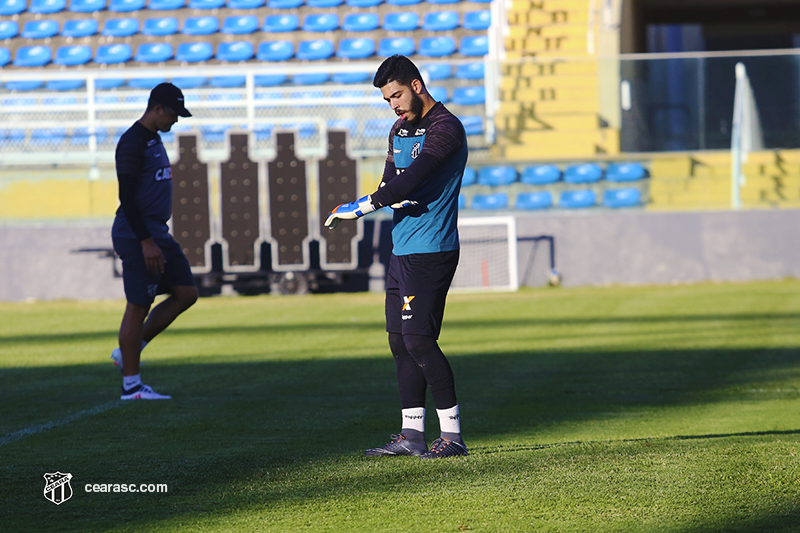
top-left (123, 374), bottom-right (142, 390)
top-left (401, 407), bottom-right (426, 433)
top-left (437, 405), bottom-right (461, 434)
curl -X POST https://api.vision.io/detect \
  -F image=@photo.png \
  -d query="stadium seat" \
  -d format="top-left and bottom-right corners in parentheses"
top-left (296, 39), bottom-right (335, 61)
top-left (346, 0), bottom-right (381, 6)
top-left (478, 166), bottom-right (517, 187)
top-left (14, 46), bottom-right (52, 67)
top-left (327, 119), bottom-right (358, 137)
top-left (605, 162), bottom-right (648, 182)
top-left (603, 188), bottom-right (642, 208)
top-left (0, 0), bottom-right (25, 15)
top-left (188, 0), bottom-right (223, 6)
top-left (48, 79), bottom-right (86, 91)
top-left (461, 167), bottom-right (477, 186)
top-left (382, 12), bottom-right (419, 32)
top-left (94, 43), bottom-right (132, 64)
top-left (216, 41), bottom-right (254, 62)
top-left (128, 77), bottom-right (165, 89)
top-left (303, 14), bottom-right (339, 32)
top-left (257, 40), bottom-right (294, 61)
top-left (62, 19), bottom-right (98, 37)
top-left (182, 17), bottom-right (219, 35)
top-left (292, 72), bottom-right (329, 85)
top-left (263, 15), bottom-right (299, 33)
top-left (43, 94), bottom-right (79, 105)
top-left (378, 37), bottom-right (415, 57)
top-left (386, 0), bottom-right (420, 5)
top-left (343, 13), bottom-right (380, 32)
top-left (364, 118), bottom-right (396, 137)
top-left (148, 0), bottom-right (185, 9)
top-left (103, 18), bottom-right (139, 37)
top-left (109, 0), bottom-right (145, 11)
top-left (468, 0), bottom-right (492, 3)
top-left (463, 10), bottom-right (491, 30)
top-left (5, 81), bottom-right (44, 91)
top-left (0, 21), bottom-right (19, 40)
top-left (227, 0), bottom-right (264, 6)
top-left (70, 0), bottom-right (106, 11)
top-left (70, 127), bottom-right (109, 145)
top-left (209, 76), bottom-right (245, 87)
top-left (422, 11), bottom-right (459, 31)
top-left (428, 86), bottom-right (448, 103)
top-left (307, 0), bottom-right (341, 5)
top-left (452, 86), bottom-right (485, 106)
top-left (95, 79), bottom-right (126, 89)
top-left (459, 35), bottom-right (489, 56)
top-left (255, 73), bottom-right (286, 85)
top-left (0, 47), bottom-right (10, 67)
top-left (427, 0), bottom-right (460, 4)
top-left (559, 189), bottom-right (597, 209)
top-left (30, 0), bottom-right (66, 13)
top-left (515, 191), bottom-right (553, 210)
top-left (331, 71), bottom-right (371, 83)
top-left (421, 63), bottom-right (452, 80)
top-left (460, 115), bottom-right (483, 136)
top-left (22, 20), bottom-right (60, 39)
top-left (254, 123), bottom-right (274, 141)
top-left (456, 62), bottom-right (484, 80)
top-left (471, 192), bottom-right (508, 210)
top-left (564, 163), bottom-right (603, 184)
top-left (142, 17), bottom-right (179, 36)
top-left (521, 164), bottom-right (561, 185)
top-left (176, 41), bottom-right (213, 62)
top-left (337, 37), bottom-right (376, 59)
top-left (222, 15), bottom-right (259, 35)
top-left (172, 76), bottom-right (206, 88)
top-left (136, 43), bottom-right (173, 63)
top-left (418, 37), bottom-right (456, 57)
top-left (201, 124), bottom-right (230, 144)
top-left (54, 45), bottom-right (92, 66)
top-left (267, 0), bottom-right (303, 7)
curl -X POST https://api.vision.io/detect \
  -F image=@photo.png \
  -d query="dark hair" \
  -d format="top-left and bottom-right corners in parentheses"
top-left (373, 55), bottom-right (425, 89)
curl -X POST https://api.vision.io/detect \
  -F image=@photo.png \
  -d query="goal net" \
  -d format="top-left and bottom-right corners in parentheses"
top-left (452, 216), bottom-right (519, 292)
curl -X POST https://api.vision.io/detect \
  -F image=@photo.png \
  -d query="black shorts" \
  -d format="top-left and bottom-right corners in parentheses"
top-left (385, 250), bottom-right (459, 339)
top-left (113, 235), bottom-right (196, 307)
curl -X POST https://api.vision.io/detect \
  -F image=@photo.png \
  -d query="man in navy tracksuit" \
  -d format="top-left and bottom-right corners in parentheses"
top-left (110, 83), bottom-right (197, 400)
top-left (325, 55), bottom-right (469, 458)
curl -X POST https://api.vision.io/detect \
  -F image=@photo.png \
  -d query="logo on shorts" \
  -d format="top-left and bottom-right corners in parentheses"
top-left (402, 295), bottom-right (415, 311)
top-left (43, 472), bottom-right (73, 505)
top-left (147, 284), bottom-right (158, 297)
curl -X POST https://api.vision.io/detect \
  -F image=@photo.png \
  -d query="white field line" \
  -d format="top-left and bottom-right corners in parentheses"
top-left (0, 401), bottom-right (123, 447)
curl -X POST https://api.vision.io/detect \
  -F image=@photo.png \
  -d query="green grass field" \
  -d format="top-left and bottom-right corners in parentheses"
top-left (1, 280), bottom-right (799, 532)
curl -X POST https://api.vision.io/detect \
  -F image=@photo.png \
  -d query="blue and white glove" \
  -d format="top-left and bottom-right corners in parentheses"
top-left (324, 195), bottom-right (376, 229)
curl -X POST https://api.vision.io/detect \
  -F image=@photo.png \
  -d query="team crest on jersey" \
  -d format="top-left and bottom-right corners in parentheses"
top-left (43, 472), bottom-right (73, 505)
top-left (410, 142), bottom-right (421, 159)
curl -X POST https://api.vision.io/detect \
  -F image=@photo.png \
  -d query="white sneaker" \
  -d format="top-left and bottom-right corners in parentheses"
top-left (110, 348), bottom-right (123, 371)
top-left (120, 383), bottom-right (171, 400)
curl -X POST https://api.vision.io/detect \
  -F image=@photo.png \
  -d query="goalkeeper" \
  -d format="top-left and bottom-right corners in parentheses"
top-left (325, 55), bottom-right (469, 459)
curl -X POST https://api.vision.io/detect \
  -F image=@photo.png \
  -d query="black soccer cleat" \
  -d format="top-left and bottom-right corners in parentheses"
top-left (420, 437), bottom-right (468, 459)
top-left (365, 433), bottom-right (427, 457)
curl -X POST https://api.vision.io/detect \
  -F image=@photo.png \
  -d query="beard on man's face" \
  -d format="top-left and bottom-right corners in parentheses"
top-left (404, 91), bottom-right (425, 124)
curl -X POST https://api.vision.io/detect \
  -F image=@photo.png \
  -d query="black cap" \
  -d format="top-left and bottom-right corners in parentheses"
top-left (149, 82), bottom-right (191, 117)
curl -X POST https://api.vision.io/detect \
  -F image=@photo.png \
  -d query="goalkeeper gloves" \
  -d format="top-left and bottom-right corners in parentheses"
top-left (324, 195), bottom-right (376, 229)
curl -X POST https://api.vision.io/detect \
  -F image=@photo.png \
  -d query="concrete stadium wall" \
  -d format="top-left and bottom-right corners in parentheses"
top-left (2, 208), bottom-right (799, 301)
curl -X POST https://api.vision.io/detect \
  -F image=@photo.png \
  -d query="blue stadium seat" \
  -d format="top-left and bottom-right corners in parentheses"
top-left (148, 0), bottom-right (184, 9)
top-left (5, 80), bottom-right (44, 91)
top-left (209, 76), bottom-right (245, 87)
top-left (128, 77), bottom-right (165, 89)
top-left (458, 194), bottom-right (466, 209)
top-left (136, 43), bottom-right (173, 63)
top-left (459, 35), bottom-right (489, 56)
top-left (428, 86), bottom-right (448, 103)
top-left (69, 0), bottom-right (106, 11)
top-left (48, 79), bottom-right (86, 91)
top-left (478, 166), bottom-right (517, 186)
top-left (201, 124), bottom-right (230, 144)
top-left (172, 76), bottom-right (206, 88)
top-left (95, 78), bottom-right (125, 89)
top-left (461, 116), bottom-right (483, 136)
top-left (292, 72), bottom-right (329, 85)
top-left (43, 94), bottom-right (80, 105)
top-left (378, 37), bottom-right (415, 57)
top-left (471, 193), bottom-right (508, 210)
top-left (327, 119), bottom-right (358, 136)
top-left (463, 10), bottom-right (491, 30)
top-left (1, 128), bottom-right (27, 143)
top-left (605, 162), bottom-right (648, 182)
top-left (0, 21), bottom-right (19, 39)
top-left (14, 46), bottom-right (52, 67)
top-left (216, 41), bottom-right (254, 62)
top-left (559, 189), bottom-right (597, 209)
top-left (22, 20), bottom-right (59, 39)
top-left (227, 0), bottom-right (264, 6)
top-left (0, 0), bottom-right (25, 15)
top-left (254, 123), bottom-right (274, 141)
top-left (346, 0), bottom-right (381, 6)
top-left (421, 63), bottom-right (452, 80)
top-left (54, 45), bottom-right (92, 66)
top-left (103, 18), bottom-right (139, 37)
top-left (70, 127), bottom-right (109, 145)
top-left (62, 19), bottom-right (98, 37)
top-left (303, 14), bottom-right (339, 32)
top-left (31, 128), bottom-right (67, 147)
top-left (30, 0), bottom-right (66, 13)
top-left (452, 86), bottom-right (485, 106)
top-left (263, 14), bottom-right (299, 33)
top-left (427, 0), bottom-right (459, 3)
top-left (0, 47), bottom-right (10, 67)
top-left (382, 12), bottom-right (419, 31)
top-left (296, 39), bottom-right (335, 60)
top-left (386, 0), bottom-right (420, 4)
top-left (521, 164), bottom-right (561, 185)
top-left (331, 71), bottom-right (371, 83)
top-left (468, 0), bottom-right (492, 3)
top-left (461, 167), bottom-right (477, 186)
top-left (456, 62), bottom-right (484, 80)
top-left (257, 41), bottom-right (294, 61)
top-left (418, 37), bottom-right (456, 57)
top-left (267, 0), bottom-right (303, 7)
top-left (603, 188), bottom-right (642, 208)
top-left (182, 16), bottom-right (218, 35)
top-left (94, 43), bottom-right (132, 64)
top-left (188, 0), bottom-right (223, 6)
top-left (109, 0), bottom-right (145, 11)
top-left (307, 0), bottom-right (341, 5)
top-left (176, 41), bottom-right (213, 62)
top-left (564, 163), bottom-right (603, 184)
top-left (142, 17), bottom-right (179, 36)
top-left (222, 15), bottom-right (259, 34)
top-left (422, 11), bottom-right (459, 31)
top-left (515, 191), bottom-right (553, 210)
top-left (343, 13), bottom-right (379, 32)
top-left (364, 118), bottom-right (396, 137)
